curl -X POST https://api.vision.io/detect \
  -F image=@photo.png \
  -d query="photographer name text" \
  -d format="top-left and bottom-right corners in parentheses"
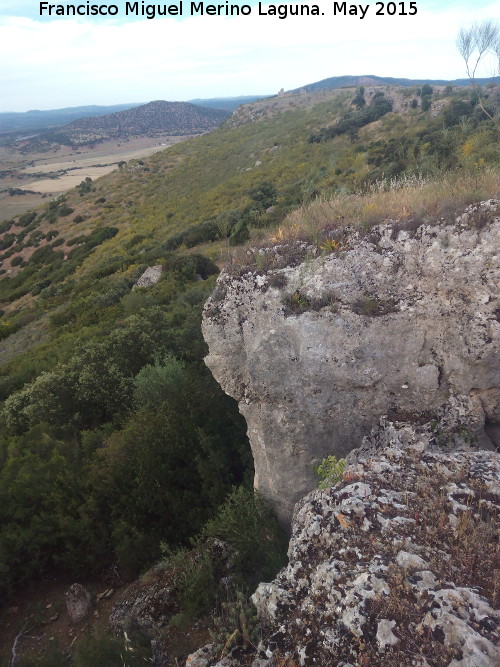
top-left (39, 2), bottom-right (419, 20)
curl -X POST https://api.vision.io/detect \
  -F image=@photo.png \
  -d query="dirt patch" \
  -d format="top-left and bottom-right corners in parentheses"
top-left (0, 574), bottom-right (123, 666)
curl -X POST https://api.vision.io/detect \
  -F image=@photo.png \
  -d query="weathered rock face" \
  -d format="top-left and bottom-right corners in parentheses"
top-left (134, 265), bottom-right (163, 289)
top-left (249, 416), bottom-right (500, 667)
top-left (184, 413), bottom-right (500, 667)
top-left (109, 563), bottom-right (178, 636)
top-left (202, 202), bottom-right (500, 525)
top-left (65, 583), bottom-right (92, 624)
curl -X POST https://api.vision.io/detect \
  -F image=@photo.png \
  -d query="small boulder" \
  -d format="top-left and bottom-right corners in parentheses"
top-left (65, 583), bottom-right (92, 623)
top-left (133, 265), bottom-right (163, 289)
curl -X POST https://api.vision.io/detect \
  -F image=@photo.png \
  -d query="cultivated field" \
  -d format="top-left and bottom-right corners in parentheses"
top-left (0, 134), bottom-right (194, 221)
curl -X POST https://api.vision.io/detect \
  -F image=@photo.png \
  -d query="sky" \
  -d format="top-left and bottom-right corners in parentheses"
top-left (0, 0), bottom-right (498, 112)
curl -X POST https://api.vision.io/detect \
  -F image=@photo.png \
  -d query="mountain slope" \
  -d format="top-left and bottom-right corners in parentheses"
top-left (189, 95), bottom-right (269, 111)
top-left (0, 103), bottom-right (142, 134)
top-left (13, 100), bottom-right (231, 149)
top-left (0, 82), bottom-right (498, 613)
top-left (63, 100), bottom-right (230, 137)
top-left (291, 73), bottom-right (500, 93)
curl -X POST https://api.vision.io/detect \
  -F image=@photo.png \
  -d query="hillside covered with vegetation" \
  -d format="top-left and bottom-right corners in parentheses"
top-left (0, 80), bottom-right (499, 664)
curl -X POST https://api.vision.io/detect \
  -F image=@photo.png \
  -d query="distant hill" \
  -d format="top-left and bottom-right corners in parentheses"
top-left (0, 103), bottom-right (141, 134)
top-left (63, 100), bottom-right (229, 137)
top-left (189, 96), bottom-right (270, 111)
top-left (16, 101), bottom-right (231, 149)
top-left (290, 74), bottom-right (500, 93)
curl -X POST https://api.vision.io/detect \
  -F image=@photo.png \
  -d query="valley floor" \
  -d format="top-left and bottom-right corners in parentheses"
top-left (0, 133), bottom-right (195, 222)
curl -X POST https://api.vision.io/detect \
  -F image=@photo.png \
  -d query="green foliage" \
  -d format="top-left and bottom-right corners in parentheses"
top-left (351, 86), bottom-right (366, 109)
top-left (17, 211), bottom-right (37, 228)
top-left (29, 245), bottom-right (61, 265)
top-left (282, 289), bottom-right (311, 314)
top-left (200, 486), bottom-right (288, 588)
top-left (228, 219), bottom-right (249, 245)
top-left (161, 486), bottom-right (286, 623)
top-left (0, 219), bottom-right (14, 233)
top-left (0, 424), bottom-right (85, 593)
top-left (77, 177), bottom-right (93, 196)
top-left (133, 356), bottom-right (186, 409)
top-left (248, 181), bottom-right (278, 209)
top-left (73, 628), bottom-right (151, 666)
top-left (315, 455), bottom-right (346, 490)
top-left (309, 94), bottom-right (393, 143)
top-left (210, 589), bottom-right (260, 656)
top-left (0, 233), bottom-right (16, 251)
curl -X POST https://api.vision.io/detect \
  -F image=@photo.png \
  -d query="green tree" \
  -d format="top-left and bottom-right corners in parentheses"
top-left (248, 181), bottom-right (278, 209)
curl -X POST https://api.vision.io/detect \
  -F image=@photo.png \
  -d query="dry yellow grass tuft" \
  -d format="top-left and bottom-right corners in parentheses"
top-left (268, 169), bottom-right (500, 243)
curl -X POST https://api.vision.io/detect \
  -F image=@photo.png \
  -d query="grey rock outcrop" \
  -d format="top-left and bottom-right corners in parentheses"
top-left (65, 583), bottom-right (92, 623)
top-left (202, 201), bottom-right (500, 525)
top-left (109, 563), bottom-right (177, 636)
top-left (249, 415), bottom-right (500, 667)
top-left (184, 413), bottom-right (500, 666)
top-left (133, 265), bottom-right (163, 289)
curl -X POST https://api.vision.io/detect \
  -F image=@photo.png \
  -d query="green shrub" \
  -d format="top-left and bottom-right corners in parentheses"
top-left (200, 486), bottom-right (288, 588)
top-left (57, 205), bottom-right (74, 217)
top-left (29, 246), bottom-right (61, 266)
top-left (11, 255), bottom-right (23, 266)
top-left (309, 94), bottom-right (393, 143)
top-left (17, 211), bottom-right (37, 227)
top-left (0, 233), bottom-right (16, 251)
top-left (160, 487), bottom-right (286, 623)
top-left (315, 455), bottom-right (345, 489)
top-left (228, 220), bottom-right (249, 245)
top-left (0, 219), bottom-right (13, 233)
top-left (133, 356), bottom-right (187, 409)
top-left (210, 589), bottom-right (260, 657)
top-left (73, 628), bottom-right (150, 666)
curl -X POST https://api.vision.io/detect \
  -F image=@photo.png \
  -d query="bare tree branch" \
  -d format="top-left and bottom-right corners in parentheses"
top-left (456, 20), bottom-right (500, 132)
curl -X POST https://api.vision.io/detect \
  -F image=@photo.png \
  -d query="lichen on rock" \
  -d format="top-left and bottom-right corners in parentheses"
top-left (247, 413), bottom-right (500, 667)
top-left (202, 201), bottom-right (500, 526)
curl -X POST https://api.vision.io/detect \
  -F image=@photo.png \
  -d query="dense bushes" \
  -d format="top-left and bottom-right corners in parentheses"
top-left (0, 267), bottom-right (252, 595)
top-left (309, 93), bottom-right (393, 143)
top-left (161, 487), bottom-right (288, 621)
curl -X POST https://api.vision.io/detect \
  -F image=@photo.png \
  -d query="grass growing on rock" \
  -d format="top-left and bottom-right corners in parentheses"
top-left (225, 169), bottom-right (500, 277)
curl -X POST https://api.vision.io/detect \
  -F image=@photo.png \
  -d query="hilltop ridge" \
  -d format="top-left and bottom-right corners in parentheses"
top-left (32, 100), bottom-right (231, 147)
top-left (290, 73), bottom-right (500, 92)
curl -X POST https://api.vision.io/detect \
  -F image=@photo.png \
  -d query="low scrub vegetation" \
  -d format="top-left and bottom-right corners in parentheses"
top-left (0, 84), bottom-right (499, 648)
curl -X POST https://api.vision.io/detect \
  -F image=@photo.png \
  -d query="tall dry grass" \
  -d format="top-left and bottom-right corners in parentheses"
top-left (266, 169), bottom-right (500, 244)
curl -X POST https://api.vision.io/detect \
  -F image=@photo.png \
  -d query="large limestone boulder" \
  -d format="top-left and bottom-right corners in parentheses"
top-left (202, 201), bottom-right (500, 525)
top-left (249, 414), bottom-right (500, 666)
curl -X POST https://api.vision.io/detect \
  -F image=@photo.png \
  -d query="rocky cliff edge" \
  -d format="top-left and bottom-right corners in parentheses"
top-left (187, 409), bottom-right (499, 666)
top-left (202, 201), bottom-right (500, 526)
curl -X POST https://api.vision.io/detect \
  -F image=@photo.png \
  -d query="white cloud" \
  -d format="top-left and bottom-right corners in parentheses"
top-left (1, 2), bottom-right (498, 110)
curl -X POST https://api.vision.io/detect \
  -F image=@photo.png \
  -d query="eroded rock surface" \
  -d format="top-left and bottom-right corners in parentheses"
top-left (184, 414), bottom-right (499, 666)
top-left (248, 415), bottom-right (500, 666)
top-left (109, 563), bottom-right (177, 636)
top-left (134, 265), bottom-right (163, 289)
top-left (202, 202), bottom-right (500, 525)
top-left (65, 583), bottom-right (92, 624)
